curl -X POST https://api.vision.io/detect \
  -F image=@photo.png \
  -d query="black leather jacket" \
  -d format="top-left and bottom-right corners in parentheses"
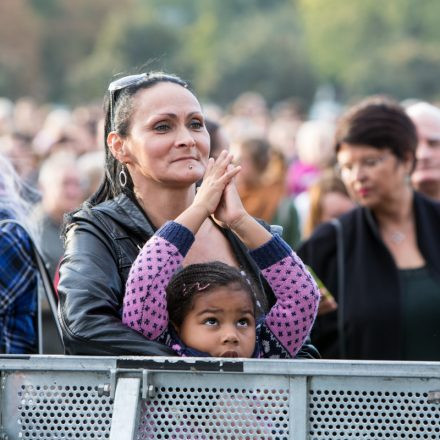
top-left (58, 194), bottom-right (318, 358)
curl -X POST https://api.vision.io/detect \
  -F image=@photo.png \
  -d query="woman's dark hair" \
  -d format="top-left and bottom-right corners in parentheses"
top-left (90, 71), bottom-right (191, 206)
top-left (166, 261), bottom-right (257, 328)
top-left (205, 118), bottom-right (220, 157)
top-left (335, 96), bottom-right (417, 162)
top-left (205, 119), bottom-right (220, 158)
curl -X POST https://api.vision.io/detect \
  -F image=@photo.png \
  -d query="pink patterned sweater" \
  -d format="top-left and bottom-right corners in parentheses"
top-left (122, 221), bottom-right (320, 358)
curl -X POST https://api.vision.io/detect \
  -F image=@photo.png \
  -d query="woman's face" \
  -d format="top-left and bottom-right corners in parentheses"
top-left (337, 143), bottom-right (411, 209)
top-left (119, 82), bottom-right (210, 188)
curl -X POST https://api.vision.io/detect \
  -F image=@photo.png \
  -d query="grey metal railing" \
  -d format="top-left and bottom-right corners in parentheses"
top-left (1, 355), bottom-right (440, 439)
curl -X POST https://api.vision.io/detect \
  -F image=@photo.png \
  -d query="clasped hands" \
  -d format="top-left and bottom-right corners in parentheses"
top-left (192, 150), bottom-right (247, 230)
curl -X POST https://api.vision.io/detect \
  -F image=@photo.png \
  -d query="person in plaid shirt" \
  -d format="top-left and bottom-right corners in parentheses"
top-left (0, 154), bottom-right (38, 354)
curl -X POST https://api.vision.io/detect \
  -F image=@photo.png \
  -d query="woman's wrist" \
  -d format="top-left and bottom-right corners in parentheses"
top-left (228, 212), bottom-right (252, 235)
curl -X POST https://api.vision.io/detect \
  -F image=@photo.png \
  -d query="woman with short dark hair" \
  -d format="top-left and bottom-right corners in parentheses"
top-left (299, 96), bottom-right (440, 361)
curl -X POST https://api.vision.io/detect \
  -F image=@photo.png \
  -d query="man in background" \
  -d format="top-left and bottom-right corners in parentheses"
top-left (34, 152), bottom-right (84, 280)
top-left (406, 102), bottom-right (440, 201)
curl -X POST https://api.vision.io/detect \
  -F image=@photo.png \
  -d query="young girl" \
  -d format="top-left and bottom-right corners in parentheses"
top-left (122, 150), bottom-right (320, 358)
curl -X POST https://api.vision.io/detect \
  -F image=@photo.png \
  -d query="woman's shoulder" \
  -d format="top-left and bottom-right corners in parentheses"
top-left (298, 207), bottom-right (363, 255)
top-left (65, 194), bottom-right (154, 243)
top-left (70, 194), bottom-right (137, 227)
top-left (414, 191), bottom-right (440, 213)
top-left (71, 195), bottom-right (125, 221)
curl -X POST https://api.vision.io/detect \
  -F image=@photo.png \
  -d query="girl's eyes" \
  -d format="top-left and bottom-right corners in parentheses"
top-left (202, 317), bottom-right (252, 327)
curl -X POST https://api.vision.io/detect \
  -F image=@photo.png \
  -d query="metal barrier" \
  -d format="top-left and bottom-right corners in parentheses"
top-left (1, 356), bottom-right (440, 439)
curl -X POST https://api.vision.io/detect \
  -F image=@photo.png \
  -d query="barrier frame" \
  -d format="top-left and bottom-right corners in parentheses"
top-left (1, 355), bottom-right (440, 439)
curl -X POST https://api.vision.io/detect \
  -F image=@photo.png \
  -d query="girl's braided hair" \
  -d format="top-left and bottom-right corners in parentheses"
top-left (166, 261), bottom-right (257, 328)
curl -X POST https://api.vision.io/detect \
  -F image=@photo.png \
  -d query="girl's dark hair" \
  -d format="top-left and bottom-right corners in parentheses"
top-left (166, 261), bottom-right (257, 328)
top-left (90, 71), bottom-right (191, 206)
top-left (335, 96), bottom-right (417, 162)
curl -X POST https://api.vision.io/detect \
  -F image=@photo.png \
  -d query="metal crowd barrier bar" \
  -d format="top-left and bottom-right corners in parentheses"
top-left (1, 355), bottom-right (440, 439)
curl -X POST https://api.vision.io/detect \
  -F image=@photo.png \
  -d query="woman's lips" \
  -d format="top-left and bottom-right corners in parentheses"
top-left (173, 156), bottom-right (198, 162)
top-left (357, 187), bottom-right (370, 197)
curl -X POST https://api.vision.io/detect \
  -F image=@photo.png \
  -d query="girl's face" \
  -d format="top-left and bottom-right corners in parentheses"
top-left (117, 82), bottom-right (210, 189)
top-left (177, 285), bottom-right (256, 358)
top-left (337, 144), bottom-right (412, 209)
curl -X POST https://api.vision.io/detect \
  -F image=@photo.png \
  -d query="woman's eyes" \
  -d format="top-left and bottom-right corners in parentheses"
top-left (154, 120), bottom-right (204, 132)
top-left (363, 158), bottom-right (380, 167)
top-left (190, 119), bottom-right (204, 130)
top-left (154, 123), bottom-right (170, 132)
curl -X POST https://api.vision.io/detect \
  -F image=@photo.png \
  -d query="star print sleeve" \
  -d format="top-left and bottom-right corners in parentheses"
top-left (249, 234), bottom-right (320, 358)
top-left (122, 221), bottom-right (194, 341)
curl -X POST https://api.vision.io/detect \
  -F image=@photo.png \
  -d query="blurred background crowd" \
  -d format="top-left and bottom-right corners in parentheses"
top-left (1, 82), bottom-right (439, 282)
top-left (1, 0), bottom-right (440, 357)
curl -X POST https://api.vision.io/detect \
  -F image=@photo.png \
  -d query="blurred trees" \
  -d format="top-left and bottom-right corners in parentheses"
top-left (297, 0), bottom-right (440, 102)
top-left (0, 0), bottom-right (315, 106)
top-left (1, 0), bottom-right (440, 107)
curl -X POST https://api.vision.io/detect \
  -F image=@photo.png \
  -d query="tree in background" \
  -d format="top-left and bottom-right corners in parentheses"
top-left (297, 0), bottom-right (440, 102)
top-left (2, 0), bottom-right (440, 107)
top-left (0, 0), bottom-right (316, 107)
top-left (0, 0), bottom-right (42, 100)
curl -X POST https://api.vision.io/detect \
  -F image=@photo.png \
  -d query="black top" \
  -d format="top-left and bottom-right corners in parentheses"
top-left (399, 265), bottom-right (440, 361)
top-left (298, 192), bottom-right (440, 360)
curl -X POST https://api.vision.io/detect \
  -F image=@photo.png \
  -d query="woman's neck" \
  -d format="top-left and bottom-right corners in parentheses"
top-left (374, 185), bottom-right (414, 226)
top-left (134, 181), bottom-right (196, 229)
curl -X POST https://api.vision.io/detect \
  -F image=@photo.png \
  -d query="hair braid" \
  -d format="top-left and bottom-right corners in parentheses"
top-left (166, 261), bottom-right (257, 328)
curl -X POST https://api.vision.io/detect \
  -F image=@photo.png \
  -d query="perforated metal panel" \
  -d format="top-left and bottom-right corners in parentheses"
top-left (309, 377), bottom-right (440, 439)
top-left (2, 357), bottom-right (440, 440)
top-left (136, 373), bottom-right (291, 439)
top-left (2, 371), bottom-right (114, 439)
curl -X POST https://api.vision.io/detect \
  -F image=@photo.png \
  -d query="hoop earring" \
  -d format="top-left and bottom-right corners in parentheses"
top-left (119, 166), bottom-right (128, 187)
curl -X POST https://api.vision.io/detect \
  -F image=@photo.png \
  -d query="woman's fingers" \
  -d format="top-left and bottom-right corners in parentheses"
top-left (204, 157), bottom-right (215, 175)
top-left (210, 150), bottom-right (233, 177)
top-left (219, 164), bottom-right (241, 184)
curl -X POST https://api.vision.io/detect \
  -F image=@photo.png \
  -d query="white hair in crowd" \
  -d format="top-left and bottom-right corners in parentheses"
top-left (0, 153), bottom-right (39, 241)
top-left (406, 101), bottom-right (440, 121)
top-left (37, 151), bottom-right (78, 191)
top-left (295, 120), bottom-right (336, 168)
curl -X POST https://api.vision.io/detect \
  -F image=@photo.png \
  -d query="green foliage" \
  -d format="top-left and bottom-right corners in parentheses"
top-left (2, 0), bottom-right (440, 106)
top-left (298, 0), bottom-right (440, 101)
top-left (68, 0), bottom-right (315, 106)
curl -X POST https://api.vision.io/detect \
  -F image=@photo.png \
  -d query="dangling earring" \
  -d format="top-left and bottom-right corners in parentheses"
top-left (119, 165), bottom-right (128, 187)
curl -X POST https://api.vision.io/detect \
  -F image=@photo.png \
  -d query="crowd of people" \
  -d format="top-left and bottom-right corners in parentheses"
top-left (1, 72), bottom-right (440, 361)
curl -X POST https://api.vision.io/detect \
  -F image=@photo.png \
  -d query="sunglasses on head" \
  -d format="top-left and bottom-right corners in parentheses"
top-left (108, 74), bottom-right (149, 132)
top-left (108, 72), bottom-right (188, 131)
